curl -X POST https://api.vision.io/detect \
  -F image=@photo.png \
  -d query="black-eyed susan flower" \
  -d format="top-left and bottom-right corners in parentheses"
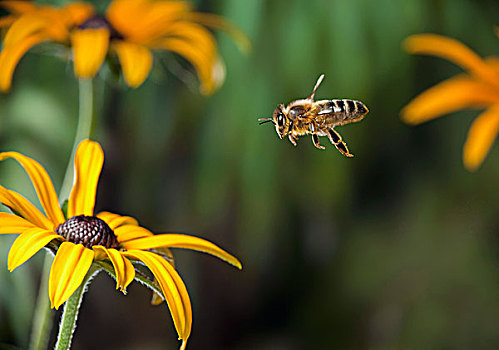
top-left (401, 33), bottom-right (499, 171)
top-left (0, 1), bottom-right (94, 91)
top-left (0, 0), bottom-right (248, 93)
top-left (0, 139), bottom-right (241, 347)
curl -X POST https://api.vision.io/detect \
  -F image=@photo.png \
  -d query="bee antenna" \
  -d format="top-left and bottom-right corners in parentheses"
top-left (258, 118), bottom-right (274, 125)
top-left (307, 74), bottom-right (325, 100)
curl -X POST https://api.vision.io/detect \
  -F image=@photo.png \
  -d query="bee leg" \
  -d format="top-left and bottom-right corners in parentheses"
top-left (327, 128), bottom-right (354, 157)
top-left (312, 134), bottom-right (325, 150)
top-left (288, 134), bottom-right (297, 146)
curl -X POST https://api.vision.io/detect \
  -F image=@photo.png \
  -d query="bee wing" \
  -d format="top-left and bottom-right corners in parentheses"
top-left (307, 74), bottom-right (325, 100)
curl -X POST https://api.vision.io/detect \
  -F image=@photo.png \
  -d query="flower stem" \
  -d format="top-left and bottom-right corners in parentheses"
top-left (29, 254), bottom-right (53, 350)
top-left (59, 79), bottom-right (95, 204)
top-left (54, 267), bottom-right (100, 350)
top-left (29, 79), bottom-right (95, 350)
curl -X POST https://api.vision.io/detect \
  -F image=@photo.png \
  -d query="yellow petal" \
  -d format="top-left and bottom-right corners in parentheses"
top-left (92, 246), bottom-right (135, 291)
top-left (67, 140), bottom-right (104, 218)
top-left (107, 0), bottom-right (190, 43)
top-left (0, 33), bottom-right (46, 92)
top-left (403, 34), bottom-right (499, 89)
top-left (0, 185), bottom-right (53, 230)
top-left (401, 75), bottom-right (499, 125)
top-left (71, 28), bottom-right (110, 79)
top-left (8, 227), bottom-right (61, 271)
top-left (114, 224), bottom-right (153, 243)
top-left (113, 41), bottom-right (153, 87)
top-left (463, 104), bottom-right (499, 171)
top-left (152, 247), bottom-right (174, 265)
top-left (0, 151), bottom-right (64, 225)
top-left (123, 249), bottom-right (192, 342)
top-left (0, 212), bottom-right (36, 234)
top-left (96, 211), bottom-right (120, 223)
top-left (97, 211), bottom-right (139, 229)
top-left (123, 234), bottom-right (242, 269)
top-left (150, 247), bottom-right (175, 306)
top-left (49, 242), bottom-right (94, 309)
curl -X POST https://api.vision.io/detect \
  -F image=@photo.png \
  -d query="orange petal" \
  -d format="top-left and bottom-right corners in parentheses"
top-left (3, 8), bottom-right (69, 46)
top-left (71, 28), bottom-right (110, 79)
top-left (2, 13), bottom-right (46, 47)
top-left (160, 37), bottom-right (223, 94)
top-left (8, 227), bottom-right (61, 271)
top-left (107, 0), bottom-right (190, 43)
top-left (0, 16), bottom-right (16, 28)
top-left (403, 34), bottom-right (499, 89)
top-left (0, 151), bottom-right (64, 225)
top-left (114, 225), bottom-right (153, 243)
top-left (92, 246), bottom-right (135, 291)
top-left (49, 242), bottom-right (94, 309)
top-left (0, 1), bottom-right (38, 14)
top-left (158, 20), bottom-right (224, 94)
top-left (401, 75), bottom-right (499, 125)
top-left (187, 12), bottom-right (251, 53)
top-left (463, 104), bottom-right (499, 171)
top-left (0, 33), bottom-right (46, 92)
top-left (123, 249), bottom-right (192, 342)
top-left (0, 212), bottom-right (36, 234)
top-left (105, 0), bottom-right (150, 38)
top-left (160, 21), bottom-right (216, 54)
top-left (123, 233), bottom-right (242, 269)
top-left (61, 2), bottom-right (95, 26)
top-left (97, 211), bottom-right (139, 229)
top-left (112, 41), bottom-right (153, 87)
top-left (0, 185), bottom-right (53, 230)
top-left (67, 140), bottom-right (104, 218)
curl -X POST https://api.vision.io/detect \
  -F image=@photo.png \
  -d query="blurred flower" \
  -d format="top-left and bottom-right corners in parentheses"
top-left (0, 1), bottom-right (94, 91)
top-left (401, 33), bottom-right (499, 171)
top-left (0, 139), bottom-right (241, 347)
top-left (0, 0), bottom-right (249, 93)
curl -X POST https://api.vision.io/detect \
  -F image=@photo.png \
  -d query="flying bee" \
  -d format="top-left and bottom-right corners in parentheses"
top-left (258, 74), bottom-right (369, 157)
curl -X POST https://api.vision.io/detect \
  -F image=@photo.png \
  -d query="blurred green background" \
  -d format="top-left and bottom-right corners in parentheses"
top-left (1, 0), bottom-right (498, 349)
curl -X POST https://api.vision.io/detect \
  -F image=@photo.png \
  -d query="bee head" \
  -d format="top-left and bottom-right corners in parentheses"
top-left (272, 104), bottom-right (288, 139)
top-left (257, 104), bottom-right (289, 139)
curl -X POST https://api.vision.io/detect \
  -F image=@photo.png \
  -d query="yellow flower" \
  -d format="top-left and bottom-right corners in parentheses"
top-left (0, 139), bottom-right (241, 347)
top-left (0, 0), bottom-right (247, 93)
top-left (400, 33), bottom-right (499, 171)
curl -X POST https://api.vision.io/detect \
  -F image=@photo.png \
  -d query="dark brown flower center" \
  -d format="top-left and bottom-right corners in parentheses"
top-left (78, 15), bottom-right (124, 40)
top-left (56, 215), bottom-right (118, 249)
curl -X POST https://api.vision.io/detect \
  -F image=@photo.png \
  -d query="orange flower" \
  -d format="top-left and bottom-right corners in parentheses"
top-left (400, 33), bottom-right (499, 171)
top-left (0, 0), bottom-right (248, 93)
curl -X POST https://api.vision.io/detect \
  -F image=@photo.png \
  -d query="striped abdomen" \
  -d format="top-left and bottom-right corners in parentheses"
top-left (315, 99), bottom-right (369, 127)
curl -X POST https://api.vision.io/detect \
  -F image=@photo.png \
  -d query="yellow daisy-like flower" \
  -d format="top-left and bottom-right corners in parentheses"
top-left (0, 139), bottom-right (241, 347)
top-left (0, 0), bottom-right (246, 93)
top-left (400, 33), bottom-right (499, 171)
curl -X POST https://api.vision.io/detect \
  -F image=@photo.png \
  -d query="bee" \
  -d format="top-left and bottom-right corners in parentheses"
top-left (258, 74), bottom-right (369, 157)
